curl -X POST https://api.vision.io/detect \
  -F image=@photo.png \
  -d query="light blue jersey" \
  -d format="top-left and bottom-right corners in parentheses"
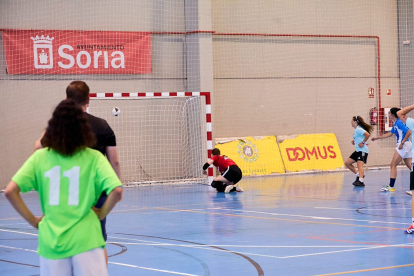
top-left (405, 117), bottom-right (414, 160)
top-left (353, 125), bottom-right (369, 153)
top-left (391, 118), bottom-right (410, 145)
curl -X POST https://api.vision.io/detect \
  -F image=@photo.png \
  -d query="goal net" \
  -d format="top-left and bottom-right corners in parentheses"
top-left (88, 92), bottom-right (210, 185)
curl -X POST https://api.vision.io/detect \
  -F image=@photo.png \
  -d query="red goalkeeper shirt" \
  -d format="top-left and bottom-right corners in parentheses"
top-left (210, 155), bottom-right (237, 173)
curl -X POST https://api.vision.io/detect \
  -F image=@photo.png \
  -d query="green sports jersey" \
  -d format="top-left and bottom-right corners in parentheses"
top-left (12, 147), bottom-right (122, 259)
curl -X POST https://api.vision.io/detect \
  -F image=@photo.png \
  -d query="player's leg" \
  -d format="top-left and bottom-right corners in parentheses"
top-left (231, 166), bottom-right (244, 192)
top-left (213, 175), bottom-right (234, 193)
top-left (381, 151), bottom-right (402, 192)
top-left (404, 158), bottom-right (412, 170)
top-left (355, 160), bottom-right (365, 186)
top-left (222, 165), bottom-right (243, 193)
top-left (345, 153), bottom-right (362, 185)
top-left (390, 150), bottom-right (402, 179)
top-left (405, 165), bottom-right (414, 234)
top-left (345, 157), bottom-right (357, 174)
top-left (40, 256), bottom-right (72, 276)
top-left (72, 247), bottom-right (107, 276)
top-left (214, 174), bottom-right (231, 184)
top-left (211, 180), bottom-right (226, 192)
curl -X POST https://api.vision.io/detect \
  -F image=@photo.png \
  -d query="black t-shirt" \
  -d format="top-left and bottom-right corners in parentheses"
top-left (85, 113), bottom-right (116, 156)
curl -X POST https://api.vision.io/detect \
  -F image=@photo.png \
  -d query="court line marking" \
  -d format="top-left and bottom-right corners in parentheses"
top-left (0, 228), bottom-right (38, 236)
top-left (107, 235), bottom-right (369, 248)
top-left (211, 208), bottom-right (409, 225)
top-left (0, 218), bottom-right (23, 221)
top-left (111, 233), bottom-right (264, 276)
top-left (155, 207), bottom-right (404, 230)
top-left (108, 240), bottom-right (414, 260)
top-left (108, 261), bottom-right (200, 276)
top-left (109, 241), bottom-right (369, 248)
top-left (107, 235), bottom-right (414, 260)
top-left (314, 206), bottom-right (410, 211)
top-left (2, 228), bottom-right (414, 264)
top-left (3, 237), bottom-right (413, 261)
top-left (5, 206), bottom-right (406, 229)
top-left (308, 235), bottom-right (414, 250)
top-left (0, 244), bottom-right (36, 253)
top-left (0, 242), bottom-right (200, 276)
top-left (314, 263), bottom-right (414, 275)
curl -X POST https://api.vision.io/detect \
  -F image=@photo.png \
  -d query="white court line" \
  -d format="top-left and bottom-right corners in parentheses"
top-left (108, 239), bottom-right (414, 260)
top-left (278, 243), bottom-right (414, 259)
top-left (0, 244), bottom-right (36, 253)
top-left (108, 241), bottom-right (368, 248)
top-left (0, 229), bottom-right (198, 276)
top-left (3, 228), bottom-right (414, 262)
top-left (0, 222), bottom-right (33, 227)
top-left (209, 208), bottom-right (408, 225)
top-left (0, 243), bottom-right (199, 276)
top-left (109, 261), bottom-right (199, 276)
top-left (0, 228), bottom-right (38, 236)
top-left (3, 238), bottom-right (414, 261)
top-left (315, 206), bottom-right (410, 210)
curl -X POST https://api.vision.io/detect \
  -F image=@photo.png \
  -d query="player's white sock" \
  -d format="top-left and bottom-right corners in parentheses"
top-left (411, 217), bottom-right (414, 227)
top-left (356, 173), bottom-right (359, 177)
top-left (359, 177), bottom-right (364, 182)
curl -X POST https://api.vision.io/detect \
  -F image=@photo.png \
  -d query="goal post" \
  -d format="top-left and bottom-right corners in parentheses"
top-left (89, 92), bottom-right (213, 185)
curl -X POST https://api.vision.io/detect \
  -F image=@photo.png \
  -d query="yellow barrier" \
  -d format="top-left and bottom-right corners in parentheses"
top-left (278, 133), bottom-right (344, 172)
top-left (215, 136), bottom-right (285, 176)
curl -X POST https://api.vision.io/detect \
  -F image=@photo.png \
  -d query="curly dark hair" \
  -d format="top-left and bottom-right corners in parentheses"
top-left (41, 99), bottom-right (96, 156)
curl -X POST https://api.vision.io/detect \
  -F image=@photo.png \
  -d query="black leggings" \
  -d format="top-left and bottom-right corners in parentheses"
top-left (211, 181), bottom-right (236, 192)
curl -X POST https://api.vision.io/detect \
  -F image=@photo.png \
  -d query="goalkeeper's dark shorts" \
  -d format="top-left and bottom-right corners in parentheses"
top-left (222, 165), bottom-right (242, 184)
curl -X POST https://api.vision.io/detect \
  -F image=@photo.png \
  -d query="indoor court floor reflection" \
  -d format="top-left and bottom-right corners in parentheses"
top-left (1, 169), bottom-right (414, 275)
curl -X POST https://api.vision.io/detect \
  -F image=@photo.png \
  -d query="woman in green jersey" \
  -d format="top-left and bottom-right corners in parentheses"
top-left (5, 99), bottom-right (122, 276)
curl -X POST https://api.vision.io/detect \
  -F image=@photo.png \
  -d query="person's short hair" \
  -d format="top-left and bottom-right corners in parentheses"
top-left (41, 99), bottom-right (96, 156)
top-left (66, 81), bottom-right (90, 106)
top-left (212, 148), bottom-right (221, 156)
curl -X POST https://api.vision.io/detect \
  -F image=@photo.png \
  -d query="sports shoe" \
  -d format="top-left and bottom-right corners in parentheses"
top-left (353, 180), bottom-right (365, 186)
top-left (406, 191), bottom-right (413, 196)
top-left (380, 186), bottom-right (395, 192)
top-left (352, 175), bottom-right (364, 186)
top-left (405, 225), bottom-right (414, 234)
top-left (224, 184), bottom-right (234, 193)
top-left (235, 185), bottom-right (244, 192)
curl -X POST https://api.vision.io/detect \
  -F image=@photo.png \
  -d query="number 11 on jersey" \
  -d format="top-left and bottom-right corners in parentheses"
top-left (44, 166), bottom-right (80, 206)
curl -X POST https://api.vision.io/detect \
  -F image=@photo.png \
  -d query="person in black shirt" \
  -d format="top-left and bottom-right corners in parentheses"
top-left (34, 81), bottom-right (121, 264)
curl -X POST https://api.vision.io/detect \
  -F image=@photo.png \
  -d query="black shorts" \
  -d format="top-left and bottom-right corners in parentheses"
top-left (410, 164), bottom-right (414, 191)
top-left (349, 151), bottom-right (368, 164)
top-left (222, 165), bottom-right (242, 184)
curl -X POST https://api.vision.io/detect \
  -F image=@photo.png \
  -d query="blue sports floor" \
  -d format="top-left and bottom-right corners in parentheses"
top-left (1, 169), bottom-right (414, 276)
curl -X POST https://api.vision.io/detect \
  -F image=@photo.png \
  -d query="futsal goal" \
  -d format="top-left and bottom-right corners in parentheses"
top-left (89, 92), bottom-right (213, 186)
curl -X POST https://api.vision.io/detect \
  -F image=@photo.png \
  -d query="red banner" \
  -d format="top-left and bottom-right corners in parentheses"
top-left (2, 30), bottom-right (152, 74)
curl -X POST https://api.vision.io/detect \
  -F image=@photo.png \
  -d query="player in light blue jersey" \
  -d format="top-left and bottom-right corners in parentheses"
top-left (345, 116), bottom-right (374, 186)
top-left (371, 108), bottom-right (412, 192)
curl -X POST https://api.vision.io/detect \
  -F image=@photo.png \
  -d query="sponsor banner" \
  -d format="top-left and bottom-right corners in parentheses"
top-left (215, 136), bottom-right (285, 176)
top-left (2, 30), bottom-right (151, 74)
top-left (278, 133), bottom-right (343, 172)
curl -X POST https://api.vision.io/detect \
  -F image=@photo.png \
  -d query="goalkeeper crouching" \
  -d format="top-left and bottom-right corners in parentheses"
top-left (203, 148), bottom-right (243, 193)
